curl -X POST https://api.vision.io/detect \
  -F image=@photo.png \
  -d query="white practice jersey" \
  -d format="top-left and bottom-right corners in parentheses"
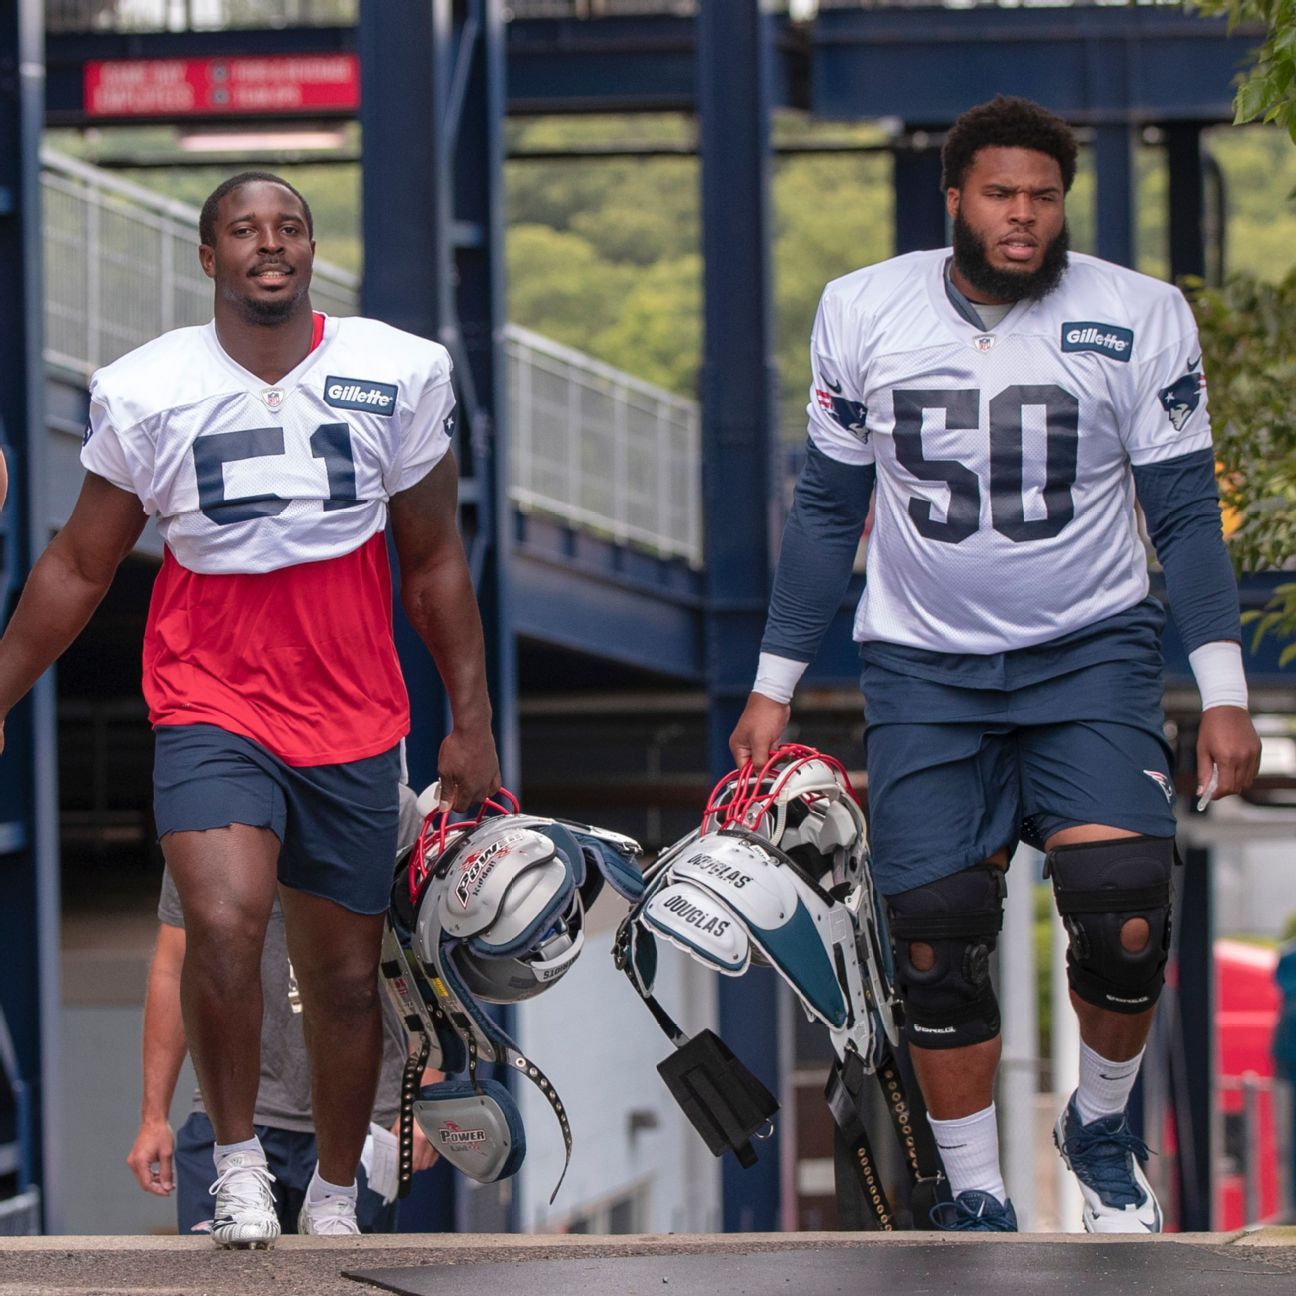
top-left (807, 249), bottom-right (1213, 655)
top-left (81, 315), bottom-right (454, 574)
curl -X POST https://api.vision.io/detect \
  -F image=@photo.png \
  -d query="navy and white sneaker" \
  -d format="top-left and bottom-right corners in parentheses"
top-left (209, 1152), bottom-right (280, 1249)
top-left (930, 1189), bottom-right (1019, 1232)
top-left (1054, 1093), bottom-right (1162, 1233)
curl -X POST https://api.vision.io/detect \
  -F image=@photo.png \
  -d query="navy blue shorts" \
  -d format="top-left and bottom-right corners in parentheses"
top-left (862, 655), bottom-right (1177, 898)
top-left (174, 1113), bottom-right (397, 1235)
top-left (153, 723), bottom-right (401, 915)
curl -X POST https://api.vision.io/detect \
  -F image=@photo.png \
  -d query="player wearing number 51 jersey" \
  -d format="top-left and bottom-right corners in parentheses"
top-left (0, 172), bottom-right (500, 1247)
top-left (731, 98), bottom-right (1260, 1237)
top-left (82, 313), bottom-right (455, 765)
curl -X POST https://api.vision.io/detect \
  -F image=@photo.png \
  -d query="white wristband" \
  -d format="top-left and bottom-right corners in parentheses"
top-left (753, 652), bottom-right (808, 705)
top-left (1188, 641), bottom-right (1249, 712)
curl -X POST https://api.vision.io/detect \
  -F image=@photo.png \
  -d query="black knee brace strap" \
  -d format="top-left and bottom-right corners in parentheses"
top-left (1046, 834), bottom-right (1177, 1015)
top-left (885, 864), bottom-right (1006, 1051)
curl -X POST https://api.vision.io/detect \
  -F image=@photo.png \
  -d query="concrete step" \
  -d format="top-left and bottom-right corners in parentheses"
top-left (1, 1229), bottom-right (1292, 1296)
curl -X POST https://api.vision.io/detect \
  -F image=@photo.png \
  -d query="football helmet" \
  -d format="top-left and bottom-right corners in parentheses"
top-left (702, 743), bottom-right (868, 894)
top-left (384, 786), bottom-right (643, 1201)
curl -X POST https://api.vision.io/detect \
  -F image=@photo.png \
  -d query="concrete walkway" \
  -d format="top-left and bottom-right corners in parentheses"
top-left (1, 1228), bottom-right (1292, 1296)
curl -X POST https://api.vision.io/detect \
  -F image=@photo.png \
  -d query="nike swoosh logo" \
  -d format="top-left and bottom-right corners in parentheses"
top-left (824, 377), bottom-right (842, 393)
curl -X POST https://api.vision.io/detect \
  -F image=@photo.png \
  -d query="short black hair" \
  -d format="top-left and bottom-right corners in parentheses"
top-left (198, 172), bottom-right (314, 247)
top-left (940, 96), bottom-right (1078, 194)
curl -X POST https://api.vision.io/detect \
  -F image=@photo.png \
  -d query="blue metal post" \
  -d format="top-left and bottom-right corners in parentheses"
top-left (1174, 844), bottom-right (1214, 1230)
top-left (359, 0), bottom-right (513, 1234)
top-left (699, 0), bottom-right (781, 1233)
top-left (1166, 122), bottom-right (1206, 284)
top-left (1093, 125), bottom-right (1134, 268)
top-left (359, 0), bottom-right (515, 792)
top-left (0, 0), bottom-right (60, 1228)
top-left (893, 144), bottom-right (946, 254)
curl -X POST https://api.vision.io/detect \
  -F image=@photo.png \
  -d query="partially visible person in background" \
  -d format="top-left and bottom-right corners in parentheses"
top-left (127, 784), bottom-right (442, 1234)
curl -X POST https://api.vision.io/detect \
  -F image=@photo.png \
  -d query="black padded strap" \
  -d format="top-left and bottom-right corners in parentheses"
top-left (825, 1052), bottom-right (896, 1230)
top-left (873, 1047), bottom-right (944, 1191)
top-left (397, 1033), bottom-right (431, 1199)
top-left (887, 909), bottom-right (1004, 940)
top-left (1053, 882), bottom-right (1171, 916)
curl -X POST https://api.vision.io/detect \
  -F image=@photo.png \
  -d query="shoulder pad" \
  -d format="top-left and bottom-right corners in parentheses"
top-left (644, 880), bottom-right (751, 974)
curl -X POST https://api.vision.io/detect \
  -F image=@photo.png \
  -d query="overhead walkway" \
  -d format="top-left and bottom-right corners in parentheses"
top-left (38, 151), bottom-right (705, 680)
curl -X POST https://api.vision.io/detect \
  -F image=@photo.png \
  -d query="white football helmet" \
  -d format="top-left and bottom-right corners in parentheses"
top-left (702, 743), bottom-right (869, 893)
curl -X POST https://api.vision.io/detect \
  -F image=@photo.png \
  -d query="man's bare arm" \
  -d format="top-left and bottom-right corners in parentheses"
top-left (389, 454), bottom-right (500, 809)
top-left (0, 473), bottom-right (147, 747)
top-left (126, 923), bottom-right (188, 1196)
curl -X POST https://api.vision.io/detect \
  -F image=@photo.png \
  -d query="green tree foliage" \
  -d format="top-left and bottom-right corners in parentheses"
top-left (1189, 0), bottom-right (1296, 657)
top-left (1193, 269), bottom-right (1296, 662)
top-left (1193, 0), bottom-right (1296, 141)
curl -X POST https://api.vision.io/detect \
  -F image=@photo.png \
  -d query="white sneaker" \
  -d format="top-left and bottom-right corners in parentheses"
top-left (1054, 1093), bottom-right (1162, 1233)
top-left (298, 1193), bottom-right (361, 1237)
top-left (209, 1152), bottom-right (280, 1250)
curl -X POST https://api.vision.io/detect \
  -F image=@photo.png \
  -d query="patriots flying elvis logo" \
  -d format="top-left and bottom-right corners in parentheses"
top-left (815, 372), bottom-right (868, 442)
top-left (1157, 358), bottom-right (1204, 431)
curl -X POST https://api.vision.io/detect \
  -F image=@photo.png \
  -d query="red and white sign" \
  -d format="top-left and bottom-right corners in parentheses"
top-left (84, 55), bottom-right (360, 119)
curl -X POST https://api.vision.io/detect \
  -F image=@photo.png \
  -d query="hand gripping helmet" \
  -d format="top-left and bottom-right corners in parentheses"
top-left (383, 787), bottom-right (643, 1202)
top-left (702, 742), bottom-right (869, 895)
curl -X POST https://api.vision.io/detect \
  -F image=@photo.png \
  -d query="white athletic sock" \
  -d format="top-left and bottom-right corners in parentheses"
top-left (928, 1103), bottom-right (1006, 1204)
top-left (306, 1167), bottom-right (358, 1206)
top-left (213, 1136), bottom-right (264, 1174)
top-left (1075, 1041), bottom-right (1144, 1125)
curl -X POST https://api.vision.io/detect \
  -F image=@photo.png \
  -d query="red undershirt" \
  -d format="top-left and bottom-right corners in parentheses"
top-left (144, 312), bottom-right (410, 766)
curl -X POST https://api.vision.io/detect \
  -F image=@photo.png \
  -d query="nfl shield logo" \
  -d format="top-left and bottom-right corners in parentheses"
top-left (974, 335), bottom-right (995, 353)
top-left (262, 388), bottom-right (285, 411)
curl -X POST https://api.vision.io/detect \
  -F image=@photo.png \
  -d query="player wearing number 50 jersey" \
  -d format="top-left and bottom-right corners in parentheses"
top-left (0, 172), bottom-right (500, 1247)
top-left (731, 98), bottom-right (1260, 1235)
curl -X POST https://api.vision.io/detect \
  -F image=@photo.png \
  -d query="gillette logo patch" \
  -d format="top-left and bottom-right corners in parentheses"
top-left (324, 376), bottom-right (397, 414)
top-left (1061, 322), bottom-right (1134, 361)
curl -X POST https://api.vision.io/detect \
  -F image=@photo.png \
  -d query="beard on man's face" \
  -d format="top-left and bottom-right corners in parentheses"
top-left (219, 274), bottom-right (310, 325)
top-left (951, 211), bottom-right (1070, 304)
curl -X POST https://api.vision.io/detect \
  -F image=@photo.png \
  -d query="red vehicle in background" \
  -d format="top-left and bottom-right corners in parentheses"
top-left (1215, 939), bottom-right (1282, 1229)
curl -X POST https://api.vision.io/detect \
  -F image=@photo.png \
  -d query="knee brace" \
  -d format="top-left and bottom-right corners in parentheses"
top-left (885, 864), bottom-right (1006, 1050)
top-left (1046, 834), bottom-right (1176, 1015)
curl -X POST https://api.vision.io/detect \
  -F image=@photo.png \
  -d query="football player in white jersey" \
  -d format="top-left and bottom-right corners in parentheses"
top-left (732, 98), bottom-right (1260, 1232)
top-left (0, 173), bottom-right (500, 1245)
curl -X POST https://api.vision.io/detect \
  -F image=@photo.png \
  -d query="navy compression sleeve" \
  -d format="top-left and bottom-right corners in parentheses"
top-left (760, 440), bottom-right (876, 663)
top-left (1133, 448), bottom-right (1242, 653)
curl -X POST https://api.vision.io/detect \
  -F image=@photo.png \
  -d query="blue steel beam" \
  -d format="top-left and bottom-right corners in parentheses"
top-left (893, 146), bottom-right (945, 254)
top-left (360, 0), bottom-right (515, 794)
top-left (511, 546), bottom-right (702, 682)
top-left (0, 0), bottom-right (60, 1227)
top-left (810, 8), bottom-right (1262, 125)
top-left (1166, 122), bottom-right (1206, 283)
top-left (360, 1), bottom-right (511, 1233)
top-left (45, 13), bottom-right (811, 123)
top-left (699, 0), bottom-right (782, 1235)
